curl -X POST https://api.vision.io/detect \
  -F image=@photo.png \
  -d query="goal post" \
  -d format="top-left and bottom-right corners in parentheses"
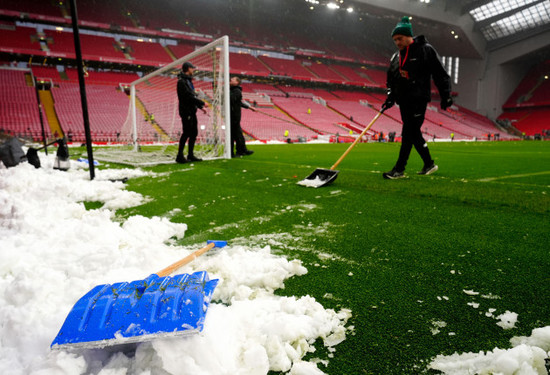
top-left (96, 36), bottom-right (231, 166)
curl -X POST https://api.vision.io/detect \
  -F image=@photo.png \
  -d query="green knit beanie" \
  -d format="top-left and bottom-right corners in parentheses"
top-left (392, 16), bottom-right (413, 37)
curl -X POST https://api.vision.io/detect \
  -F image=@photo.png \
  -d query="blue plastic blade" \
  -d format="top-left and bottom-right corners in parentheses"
top-left (206, 240), bottom-right (227, 248)
top-left (51, 271), bottom-right (218, 350)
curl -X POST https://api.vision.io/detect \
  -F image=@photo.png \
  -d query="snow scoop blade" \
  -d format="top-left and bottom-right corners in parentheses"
top-left (51, 271), bottom-right (218, 350)
top-left (297, 168), bottom-right (339, 188)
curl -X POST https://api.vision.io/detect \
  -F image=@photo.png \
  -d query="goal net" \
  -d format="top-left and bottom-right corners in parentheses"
top-left (94, 36), bottom-right (231, 166)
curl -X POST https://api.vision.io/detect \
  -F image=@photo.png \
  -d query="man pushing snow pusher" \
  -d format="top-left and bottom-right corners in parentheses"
top-left (382, 16), bottom-right (453, 179)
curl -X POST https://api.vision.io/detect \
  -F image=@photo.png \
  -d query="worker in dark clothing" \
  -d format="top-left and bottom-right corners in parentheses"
top-left (176, 61), bottom-right (206, 163)
top-left (230, 76), bottom-right (254, 157)
top-left (382, 16), bottom-right (453, 179)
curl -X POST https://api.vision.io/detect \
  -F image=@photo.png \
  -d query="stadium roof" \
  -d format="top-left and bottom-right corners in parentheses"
top-left (341, 0), bottom-right (550, 61)
top-left (463, 0), bottom-right (550, 43)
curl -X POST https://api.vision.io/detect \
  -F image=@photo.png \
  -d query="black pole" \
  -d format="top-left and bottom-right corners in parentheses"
top-left (69, 0), bottom-right (95, 180)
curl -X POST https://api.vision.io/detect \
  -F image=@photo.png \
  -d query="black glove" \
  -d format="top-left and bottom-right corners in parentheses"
top-left (381, 97), bottom-right (395, 112)
top-left (440, 96), bottom-right (453, 110)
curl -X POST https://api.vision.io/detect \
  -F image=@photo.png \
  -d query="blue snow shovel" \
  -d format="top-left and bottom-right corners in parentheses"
top-left (51, 240), bottom-right (227, 350)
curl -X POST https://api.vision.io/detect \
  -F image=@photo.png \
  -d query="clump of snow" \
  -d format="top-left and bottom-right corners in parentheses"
top-left (0, 158), bottom-right (351, 375)
top-left (431, 320), bottom-right (448, 335)
top-left (429, 327), bottom-right (550, 374)
top-left (297, 176), bottom-right (326, 188)
top-left (511, 326), bottom-right (550, 351)
top-left (496, 311), bottom-right (519, 330)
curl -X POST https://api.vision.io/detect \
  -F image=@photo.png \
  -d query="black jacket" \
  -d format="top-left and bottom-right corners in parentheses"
top-left (387, 35), bottom-right (451, 104)
top-left (177, 73), bottom-right (205, 117)
top-left (230, 85), bottom-right (250, 125)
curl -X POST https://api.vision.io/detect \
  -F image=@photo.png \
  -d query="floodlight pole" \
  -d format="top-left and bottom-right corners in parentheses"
top-left (69, 0), bottom-right (95, 180)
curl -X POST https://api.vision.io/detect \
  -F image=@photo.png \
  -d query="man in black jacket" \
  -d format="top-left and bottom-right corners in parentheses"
top-left (176, 61), bottom-right (206, 163)
top-left (382, 17), bottom-right (453, 179)
top-left (230, 76), bottom-right (255, 157)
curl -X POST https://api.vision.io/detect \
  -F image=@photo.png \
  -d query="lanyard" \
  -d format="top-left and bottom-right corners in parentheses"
top-left (399, 44), bottom-right (410, 72)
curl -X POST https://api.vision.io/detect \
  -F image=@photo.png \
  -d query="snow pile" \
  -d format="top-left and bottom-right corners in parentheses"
top-left (0, 158), bottom-right (350, 375)
top-left (429, 327), bottom-right (550, 374)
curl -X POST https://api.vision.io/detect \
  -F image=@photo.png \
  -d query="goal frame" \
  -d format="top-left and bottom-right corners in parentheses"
top-left (128, 35), bottom-right (231, 159)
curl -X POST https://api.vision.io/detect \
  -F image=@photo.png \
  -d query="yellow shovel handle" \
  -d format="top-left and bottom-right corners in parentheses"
top-left (156, 242), bottom-right (216, 277)
top-left (330, 111), bottom-right (383, 170)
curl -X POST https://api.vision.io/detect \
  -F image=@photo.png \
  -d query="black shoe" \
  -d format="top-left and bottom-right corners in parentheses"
top-left (175, 155), bottom-right (187, 164)
top-left (187, 155), bottom-right (202, 162)
top-left (383, 168), bottom-right (405, 179)
top-left (242, 150), bottom-right (254, 156)
top-left (418, 164), bottom-right (438, 175)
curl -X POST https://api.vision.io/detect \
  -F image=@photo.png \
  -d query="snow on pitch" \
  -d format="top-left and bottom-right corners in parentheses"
top-left (1, 155), bottom-right (549, 374)
top-left (0, 156), bottom-right (349, 375)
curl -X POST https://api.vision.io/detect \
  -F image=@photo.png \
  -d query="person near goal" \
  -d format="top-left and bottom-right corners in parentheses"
top-left (382, 16), bottom-right (453, 179)
top-left (229, 76), bottom-right (255, 157)
top-left (176, 61), bottom-right (206, 163)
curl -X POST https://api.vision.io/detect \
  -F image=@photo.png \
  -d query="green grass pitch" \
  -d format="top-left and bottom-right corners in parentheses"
top-left (102, 140), bottom-right (549, 374)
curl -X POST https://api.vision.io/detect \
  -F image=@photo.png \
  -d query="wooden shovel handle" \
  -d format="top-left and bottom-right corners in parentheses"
top-left (331, 111), bottom-right (383, 170)
top-left (156, 242), bottom-right (216, 277)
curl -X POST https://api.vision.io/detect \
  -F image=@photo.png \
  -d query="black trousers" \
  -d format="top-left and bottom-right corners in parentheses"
top-left (178, 113), bottom-right (198, 156)
top-left (395, 100), bottom-right (433, 172)
top-left (230, 121), bottom-right (247, 155)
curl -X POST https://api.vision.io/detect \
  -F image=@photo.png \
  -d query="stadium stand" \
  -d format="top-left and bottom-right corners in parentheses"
top-left (50, 82), bottom-right (130, 142)
top-left (329, 64), bottom-right (370, 85)
top-left (124, 1), bottom-right (194, 32)
top-left (32, 66), bottom-right (62, 83)
top-left (0, 0), bottom-right (61, 18)
top-left (240, 107), bottom-right (320, 142)
top-left (168, 42), bottom-right (196, 60)
top-left (330, 90), bottom-right (371, 101)
top-left (119, 38), bottom-right (173, 66)
top-left (498, 108), bottom-right (550, 137)
top-left (68, 0), bottom-right (134, 29)
top-left (242, 82), bottom-right (285, 96)
top-left (498, 60), bottom-right (550, 136)
top-left (0, 68), bottom-right (46, 139)
top-left (503, 60), bottom-right (550, 109)
top-left (229, 52), bottom-right (271, 76)
top-left (258, 56), bottom-right (316, 80)
top-left (0, 0), bottom-right (520, 143)
top-left (272, 97), bottom-right (353, 135)
top-left (275, 86), bottom-right (338, 100)
top-left (0, 26), bottom-right (44, 56)
top-left (43, 30), bottom-right (129, 63)
top-left (363, 68), bottom-right (386, 87)
top-left (302, 60), bottom-right (347, 82)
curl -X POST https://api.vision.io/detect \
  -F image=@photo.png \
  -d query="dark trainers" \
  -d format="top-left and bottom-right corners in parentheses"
top-left (175, 155), bottom-right (187, 164)
top-left (187, 155), bottom-right (202, 162)
top-left (383, 169), bottom-right (405, 179)
top-left (418, 164), bottom-right (438, 175)
top-left (237, 150), bottom-right (254, 156)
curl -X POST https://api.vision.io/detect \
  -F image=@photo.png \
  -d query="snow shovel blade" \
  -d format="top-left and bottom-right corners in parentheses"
top-left (51, 271), bottom-right (218, 350)
top-left (297, 168), bottom-right (339, 188)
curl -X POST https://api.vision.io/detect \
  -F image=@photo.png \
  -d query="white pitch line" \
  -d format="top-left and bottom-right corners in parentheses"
top-left (477, 171), bottom-right (550, 182)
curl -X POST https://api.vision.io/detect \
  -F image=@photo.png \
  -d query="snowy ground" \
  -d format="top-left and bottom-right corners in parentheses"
top-left (0, 154), bottom-right (548, 375)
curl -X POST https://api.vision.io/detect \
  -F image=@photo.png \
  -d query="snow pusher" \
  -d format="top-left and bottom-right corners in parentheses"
top-left (51, 240), bottom-right (227, 350)
top-left (297, 110), bottom-right (384, 188)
